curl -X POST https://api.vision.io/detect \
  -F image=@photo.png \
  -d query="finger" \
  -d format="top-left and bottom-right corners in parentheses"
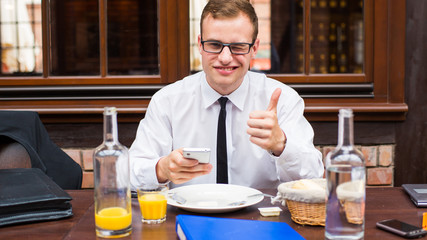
top-left (246, 127), bottom-right (270, 139)
top-left (177, 148), bottom-right (184, 154)
top-left (247, 118), bottom-right (264, 128)
top-left (173, 148), bottom-right (199, 167)
top-left (171, 158), bottom-right (212, 172)
top-left (266, 88), bottom-right (282, 112)
top-left (173, 171), bottom-right (209, 184)
top-left (248, 110), bottom-right (269, 119)
top-left (180, 164), bottom-right (212, 174)
top-left (170, 164), bottom-right (212, 184)
top-left (175, 157), bottom-right (200, 167)
top-left (249, 136), bottom-right (269, 150)
top-left (247, 117), bottom-right (275, 129)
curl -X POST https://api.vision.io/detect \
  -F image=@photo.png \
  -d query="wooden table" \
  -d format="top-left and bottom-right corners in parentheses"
top-left (1, 187), bottom-right (426, 239)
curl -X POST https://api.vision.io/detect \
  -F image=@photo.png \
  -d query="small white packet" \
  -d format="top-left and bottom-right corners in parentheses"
top-left (258, 207), bottom-right (282, 217)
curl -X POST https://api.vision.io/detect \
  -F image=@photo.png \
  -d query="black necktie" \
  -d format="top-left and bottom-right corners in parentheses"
top-left (217, 97), bottom-right (228, 183)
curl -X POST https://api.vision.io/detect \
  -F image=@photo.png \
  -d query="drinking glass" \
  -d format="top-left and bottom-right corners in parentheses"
top-left (137, 184), bottom-right (168, 224)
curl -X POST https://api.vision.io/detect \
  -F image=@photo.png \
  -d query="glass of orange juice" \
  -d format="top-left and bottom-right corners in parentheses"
top-left (137, 184), bottom-right (168, 224)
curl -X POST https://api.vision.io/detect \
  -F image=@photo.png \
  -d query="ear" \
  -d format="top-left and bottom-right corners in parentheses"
top-left (250, 38), bottom-right (260, 59)
top-left (198, 34), bottom-right (203, 54)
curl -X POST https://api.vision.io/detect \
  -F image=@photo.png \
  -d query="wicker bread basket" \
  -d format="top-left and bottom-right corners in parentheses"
top-left (336, 180), bottom-right (365, 224)
top-left (272, 178), bottom-right (326, 226)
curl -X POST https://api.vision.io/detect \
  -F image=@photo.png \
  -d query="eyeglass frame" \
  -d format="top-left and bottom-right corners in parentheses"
top-left (200, 39), bottom-right (255, 55)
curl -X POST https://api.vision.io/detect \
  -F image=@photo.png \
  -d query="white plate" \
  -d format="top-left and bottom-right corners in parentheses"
top-left (166, 184), bottom-right (264, 213)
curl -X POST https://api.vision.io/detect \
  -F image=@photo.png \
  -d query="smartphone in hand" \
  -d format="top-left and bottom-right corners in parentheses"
top-left (183, 148), bottom-right (211, 164)
top-left (376, 219), bottom-right (427, 238)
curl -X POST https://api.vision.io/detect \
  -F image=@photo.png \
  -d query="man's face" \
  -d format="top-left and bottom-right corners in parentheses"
top-left (198, 13), bottom-right (259, 95)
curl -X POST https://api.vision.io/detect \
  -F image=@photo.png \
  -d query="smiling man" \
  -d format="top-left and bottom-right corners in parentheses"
top-left (128, 0), bottom-right (324, 189)
top-left (199, 9), bottom-right (257, 96)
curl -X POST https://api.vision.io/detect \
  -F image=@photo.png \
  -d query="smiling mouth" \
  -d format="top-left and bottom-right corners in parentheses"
top-left (215, 67), bottom-right (237, 71)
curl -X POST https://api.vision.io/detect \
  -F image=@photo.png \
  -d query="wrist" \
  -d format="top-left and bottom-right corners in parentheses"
top-left (155, 157), bottom-right (169, 183)
top-left (268, 131), bottom-right (287, 156)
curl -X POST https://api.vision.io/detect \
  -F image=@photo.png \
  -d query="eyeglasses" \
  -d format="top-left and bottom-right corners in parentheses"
top-left (201, 40), bottom-right (254, 55)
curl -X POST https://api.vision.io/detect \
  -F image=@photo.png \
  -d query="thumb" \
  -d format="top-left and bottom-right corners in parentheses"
top-left (267, 88), bottom-right (282, 112)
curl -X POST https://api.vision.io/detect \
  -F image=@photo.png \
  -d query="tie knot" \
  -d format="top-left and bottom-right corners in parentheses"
top-left (218, 97), bottom-right (228, 109)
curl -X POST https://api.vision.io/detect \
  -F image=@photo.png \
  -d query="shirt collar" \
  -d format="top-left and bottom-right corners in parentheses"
top-left (201, 71), bottom-right (248, 111)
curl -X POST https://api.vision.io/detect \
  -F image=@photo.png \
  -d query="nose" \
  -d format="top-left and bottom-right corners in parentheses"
top-left (217, 46), bottom-right (233, 64)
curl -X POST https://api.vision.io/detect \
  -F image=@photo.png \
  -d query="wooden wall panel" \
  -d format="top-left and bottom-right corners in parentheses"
top-left (394, 0), bottom-right (427, 186)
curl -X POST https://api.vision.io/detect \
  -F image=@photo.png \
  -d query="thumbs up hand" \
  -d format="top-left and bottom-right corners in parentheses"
top-left (247, 88), bottom-right (287, 156)
top-left (266, 87), bottom-right (281, 113)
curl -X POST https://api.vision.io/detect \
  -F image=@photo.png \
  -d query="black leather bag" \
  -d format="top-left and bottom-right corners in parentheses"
top-left (0, 168), bottom-right (73, 227)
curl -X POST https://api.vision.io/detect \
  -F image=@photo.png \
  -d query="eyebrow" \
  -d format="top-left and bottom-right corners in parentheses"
top-left (201, 38), bottom-right (252, 44)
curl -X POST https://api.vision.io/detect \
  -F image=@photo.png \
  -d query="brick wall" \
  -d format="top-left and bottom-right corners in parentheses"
top-left (319, 145), bottom-right (394, 187)
top-left (65, 144), bottom-right (395, 189)
top-left (63, 149), bottom-right (95, 189)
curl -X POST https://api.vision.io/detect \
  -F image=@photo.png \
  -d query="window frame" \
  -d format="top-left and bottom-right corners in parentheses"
top-left (272, 0), bottom-right (407, 121)
top-left (0, 0), bottom-right (406, 122)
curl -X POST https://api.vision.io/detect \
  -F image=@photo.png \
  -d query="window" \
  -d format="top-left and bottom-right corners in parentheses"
top-left (190, 0), bottom-right (406, 121)
top-left (1, 0), bottom-right (42, 75)
top-left (190, 0), bottom-right (363, 74)
top-left (0, 0), bottom-right (188, 120)
top-left (48, 0), bottom-right (159, 76)
top-left (0, 0), bottom-right (407, 122)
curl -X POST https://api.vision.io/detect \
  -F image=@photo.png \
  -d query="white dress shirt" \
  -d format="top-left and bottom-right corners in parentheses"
top-left (129, 71), bottom-right (324, 189)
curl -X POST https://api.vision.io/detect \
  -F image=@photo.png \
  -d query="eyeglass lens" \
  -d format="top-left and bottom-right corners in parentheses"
top-left (203, 41), bottom-right (251, 54)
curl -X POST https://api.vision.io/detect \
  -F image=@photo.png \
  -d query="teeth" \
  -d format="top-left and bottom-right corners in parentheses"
top-left (221, 68), bottom-right (233, 71)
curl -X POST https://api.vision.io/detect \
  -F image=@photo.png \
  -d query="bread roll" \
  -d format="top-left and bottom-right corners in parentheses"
top-left (292, 179), bottom-right (323, 190)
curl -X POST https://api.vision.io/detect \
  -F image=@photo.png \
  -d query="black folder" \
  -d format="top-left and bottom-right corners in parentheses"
top-left (0, 168), bottom-right (73, 227)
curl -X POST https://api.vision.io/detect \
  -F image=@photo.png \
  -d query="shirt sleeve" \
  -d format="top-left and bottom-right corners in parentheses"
top-left (128, 95), bottom-right (173, 190)
top-left (273, 89), bottom-right (324, 182)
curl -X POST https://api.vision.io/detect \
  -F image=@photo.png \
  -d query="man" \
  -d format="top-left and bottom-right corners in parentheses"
top-left (129, 0), bottom-right (323, 189)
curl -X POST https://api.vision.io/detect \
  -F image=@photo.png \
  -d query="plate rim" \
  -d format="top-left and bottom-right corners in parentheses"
top-left (166, 184), bottom-right (264, 213)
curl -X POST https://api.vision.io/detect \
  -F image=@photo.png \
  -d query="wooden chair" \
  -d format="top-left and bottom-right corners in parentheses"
top-left (0, 136), bottom-right (31, 169)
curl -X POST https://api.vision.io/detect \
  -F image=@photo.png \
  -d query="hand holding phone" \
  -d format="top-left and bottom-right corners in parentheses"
top-left (183, 148), bottom-right (211, 164)
top-left (376, 219), bottom-right (427, 238)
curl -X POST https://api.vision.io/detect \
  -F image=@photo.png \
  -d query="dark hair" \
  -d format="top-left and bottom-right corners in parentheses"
top-left (200, 0), bottom-right (258, 42)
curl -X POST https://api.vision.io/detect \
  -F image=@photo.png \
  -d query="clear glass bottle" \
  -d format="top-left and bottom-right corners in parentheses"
top-left (94, 107), bottom-right (132, 238)
top-left (325, 109), bottom-right (365, 240)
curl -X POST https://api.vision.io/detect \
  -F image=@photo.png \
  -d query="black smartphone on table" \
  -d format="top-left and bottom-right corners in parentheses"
top-left (376, 219), bottom-right (427, 238)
